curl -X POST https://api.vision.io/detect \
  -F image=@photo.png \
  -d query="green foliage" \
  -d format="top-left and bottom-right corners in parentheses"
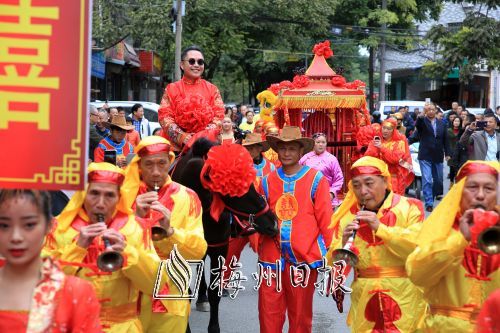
top-left (181, 0), bottom-right (342, 101)
top-left (331, 0), bottom-right (443, 48)
top-left (423, 6), bottom-right (500, 83)
top-left (91, 0), bottom-right (442, 102)
top-left (92, 0), bottom-right (175, 65)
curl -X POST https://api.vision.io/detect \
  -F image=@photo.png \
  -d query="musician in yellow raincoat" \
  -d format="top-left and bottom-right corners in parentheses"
top-left (406, 160), bottom-right (499, 332)
top-left (123, 135), bottom-right (207, 333)
top-left (43, 162), bottom-right (165, 332)
top-left (327, 156), bottom-right (427, 332)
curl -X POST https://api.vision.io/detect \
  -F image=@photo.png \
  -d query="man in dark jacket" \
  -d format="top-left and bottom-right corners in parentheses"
top-left (416, 103), bottom-right (451, 212)
top-left (88, 104), bottom-right (101, 161)
top-left (401, 106), bottom-right (415, 136)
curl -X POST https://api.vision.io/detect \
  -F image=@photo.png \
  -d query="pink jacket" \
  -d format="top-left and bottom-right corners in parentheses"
top-left (299, 151), bottom-right (344, 206)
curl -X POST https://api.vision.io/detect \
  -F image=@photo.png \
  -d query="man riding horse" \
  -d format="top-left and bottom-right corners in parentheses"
top-left (158, 45), bottom-right (225, 153)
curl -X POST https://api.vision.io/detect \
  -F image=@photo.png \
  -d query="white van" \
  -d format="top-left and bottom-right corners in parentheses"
top-left (90, 100), bottom-right (161, 136)
top-left (377, 100), bottom-right (444, 120)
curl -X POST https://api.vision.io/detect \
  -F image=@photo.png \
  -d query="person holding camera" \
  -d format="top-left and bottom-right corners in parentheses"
top-left (94, 114), bottom-right (135, 168)
top-left (364, 118), bottom-right (413, 195)
top-left (459, 113), bottom-right (499, 161)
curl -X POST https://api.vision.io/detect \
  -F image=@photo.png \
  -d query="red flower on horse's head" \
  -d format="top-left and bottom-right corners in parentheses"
top-left (201, 144), bottom-right (257, 197)
top-left (312, 40), bottom-right (334, 59)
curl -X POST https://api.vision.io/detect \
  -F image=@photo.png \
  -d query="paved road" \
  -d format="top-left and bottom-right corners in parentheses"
top-left (188, 246), bottom-right (352, 333)
top-left (188, 165), bottom-right (451, 332)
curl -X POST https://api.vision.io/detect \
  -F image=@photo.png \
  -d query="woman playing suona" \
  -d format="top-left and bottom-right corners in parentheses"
top-left (0, 189), bottom-right (102, 333)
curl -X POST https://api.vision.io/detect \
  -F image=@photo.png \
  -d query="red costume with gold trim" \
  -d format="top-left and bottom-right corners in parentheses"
top-left (43, 163), bottom-right (164, 333)
top-left (158, 77), bottom-right (225, 151)
top-left (407, 161), bottom-right (500, 333)
top-left (364, 118), bottom-right (413, 195)
top-left (258, 165), bottom-right (333, 332)
top-left (0, 258), bottom-right (102, 333)
top-left (327, 156), bottom-right (427, 333)
top-left (122, 136), bottom-right (207, 333)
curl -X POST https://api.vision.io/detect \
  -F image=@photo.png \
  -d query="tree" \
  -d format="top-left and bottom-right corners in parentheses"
top-left (92, 0), bottom-right (175, 68)
top-left (181, 0), bottom-right (341, 101)
top-left (330, 0), bottom-right (442, 49)
top-left (422, 1), bottom-right (500, 83)
top-left (92, 0), bottom-right (343, 101)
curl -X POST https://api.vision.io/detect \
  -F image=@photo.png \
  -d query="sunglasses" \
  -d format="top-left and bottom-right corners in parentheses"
top-left (184, 58), bottom-right (205, 66)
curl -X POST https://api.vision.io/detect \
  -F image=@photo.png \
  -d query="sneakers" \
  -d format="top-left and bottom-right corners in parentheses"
top-left (425, 206), bottom-right (433, 212)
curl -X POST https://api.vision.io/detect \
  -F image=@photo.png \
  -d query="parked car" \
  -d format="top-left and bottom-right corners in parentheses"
top-left (90, 100), bottom-right (161, 135)
top-left (378, 100), bottom-right (444, 121)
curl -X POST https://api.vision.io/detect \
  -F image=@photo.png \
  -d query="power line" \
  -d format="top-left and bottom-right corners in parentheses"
top-left (245, 48), bottom-right (368, 58)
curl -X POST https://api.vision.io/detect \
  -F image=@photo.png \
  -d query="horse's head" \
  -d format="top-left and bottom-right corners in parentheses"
top-left (219, 184), bottom-right (278, 237)
top-left (198, 143), bottom-right (278, 237)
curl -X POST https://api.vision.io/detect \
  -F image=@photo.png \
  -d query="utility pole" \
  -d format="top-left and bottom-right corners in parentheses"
top-left (369, 47), bottom-right (375, 113)
top-left (174, 0), bottom-right (183, 81)
top-left (378, 0), bottom-right (387, 102)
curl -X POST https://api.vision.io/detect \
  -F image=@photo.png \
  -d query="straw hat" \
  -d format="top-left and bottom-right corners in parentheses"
top-left (242, 133), bottom-right (270, 152)
top-left (105, 114), bottom-right (134, 131)
top-left (393, 112), bottom-right (403, 120)
top-left (266, 126), bottom-right (314, 153)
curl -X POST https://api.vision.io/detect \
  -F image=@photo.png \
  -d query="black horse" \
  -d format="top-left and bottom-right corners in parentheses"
top-left (171, 138), bottom-right (277, 333)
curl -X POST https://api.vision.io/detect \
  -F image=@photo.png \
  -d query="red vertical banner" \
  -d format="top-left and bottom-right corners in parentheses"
top-left (0, 0), bottom-right (92, 190)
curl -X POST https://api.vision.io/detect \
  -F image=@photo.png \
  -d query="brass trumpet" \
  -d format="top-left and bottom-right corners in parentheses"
top-left (150, 182), bottom-right (169, 241)
top-left (96, 214), bottom-right (124, 272)
top-left (478, 226), bottom-right (500, 255)
top-left (331, 203), bottom-right (365, 267)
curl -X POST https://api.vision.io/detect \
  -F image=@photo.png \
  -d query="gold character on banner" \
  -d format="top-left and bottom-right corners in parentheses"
top-left (0, 0), bottom-right (60, 131)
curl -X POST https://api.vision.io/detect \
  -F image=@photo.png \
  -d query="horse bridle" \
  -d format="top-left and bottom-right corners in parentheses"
top-left (221, 195), bottom-right (297, 266)
top-left (221, 198), bottom-right (270, 232)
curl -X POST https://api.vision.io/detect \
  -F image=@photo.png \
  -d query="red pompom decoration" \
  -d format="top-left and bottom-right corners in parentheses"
top-left (201, 144), bottom-right (257, 197)
top-left (331, 75), bottom-right (346, 87)
top-left (345, 79), bottom-right (366, 90)
top-left (292, 75), bottom-right (309, 89)
top-left (312, 40), bottom-right (334, 58)
top-left (268, 83), bottom-right (281, 96)
top-left (279, 80), bottom-right (293, 90)
top-left (174, 94), bottom-right (215, 133)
